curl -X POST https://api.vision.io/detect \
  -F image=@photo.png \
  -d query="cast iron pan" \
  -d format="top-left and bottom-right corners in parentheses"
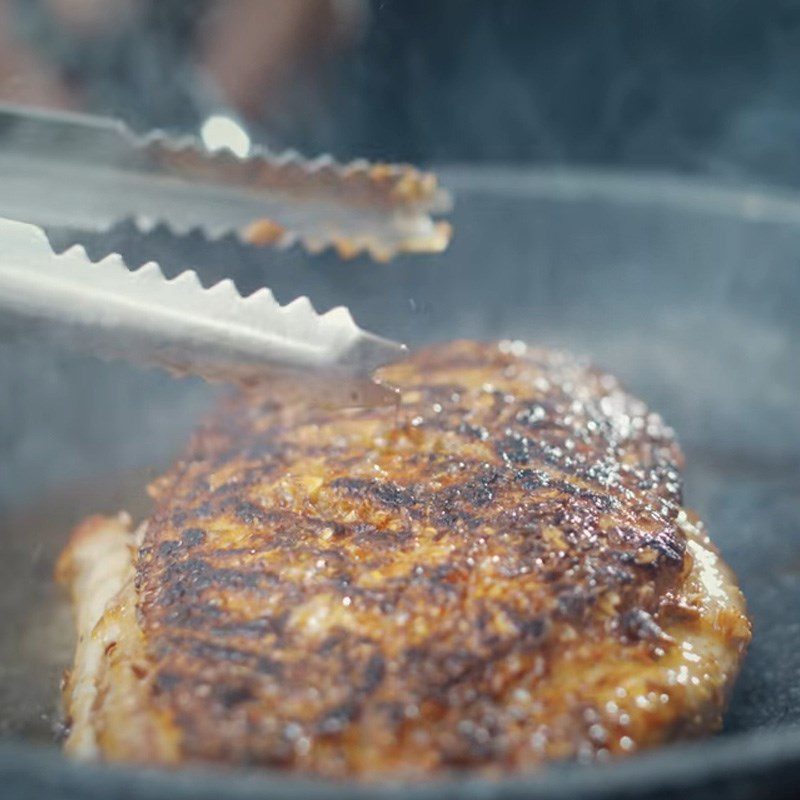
top-left (1, 168), bottom-right (798, 798)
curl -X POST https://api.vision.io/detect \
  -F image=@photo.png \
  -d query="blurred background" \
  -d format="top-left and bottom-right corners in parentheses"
top-left (2, 0), bottom-right (800, 184)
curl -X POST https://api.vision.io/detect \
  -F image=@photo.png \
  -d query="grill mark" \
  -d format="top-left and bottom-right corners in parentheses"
top-left (210, 614), bottom-right (289, 639)
top-left (181, 527), bottom-right (207, 546)
top-left (362, 653), bottom-right (386, 693)
top-left (329, 477), bottom-right (418, 510)
top-left (152, 558), bottom-right (270, 607)
top-left (162, 601), bottom-right (228, 629)
top-left (215, 683), bottom-right (255, 708)
top-left (229, 500), bottom-right (271, 526)
top-left (162, 636), bottom-right (283, 677)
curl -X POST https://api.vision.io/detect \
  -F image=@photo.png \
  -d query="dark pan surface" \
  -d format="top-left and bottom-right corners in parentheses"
top-left (1, 167), bottom-right (798, 798)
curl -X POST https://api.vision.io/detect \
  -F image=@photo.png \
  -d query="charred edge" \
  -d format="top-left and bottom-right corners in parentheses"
top-left (160, 636), bottom-right (283, 677)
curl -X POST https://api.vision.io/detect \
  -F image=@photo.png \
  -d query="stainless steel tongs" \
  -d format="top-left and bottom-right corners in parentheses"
top-left (0, 107), bottom-right (451, 404)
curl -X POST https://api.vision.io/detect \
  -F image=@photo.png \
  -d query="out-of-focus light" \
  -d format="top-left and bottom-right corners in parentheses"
top-left (200, 114), bottom-right (251, 158)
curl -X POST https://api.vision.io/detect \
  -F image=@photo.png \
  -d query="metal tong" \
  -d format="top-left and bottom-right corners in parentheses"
top-left (0, 105), bottom-right (451, 261)
top-left (0, 217), bottom-right (406, 405)
top-left (0, 107), bottom-right (451, 403)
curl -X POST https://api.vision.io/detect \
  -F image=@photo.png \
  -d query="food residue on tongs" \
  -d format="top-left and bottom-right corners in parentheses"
top-left (0, 104), bottom-right (452, 261)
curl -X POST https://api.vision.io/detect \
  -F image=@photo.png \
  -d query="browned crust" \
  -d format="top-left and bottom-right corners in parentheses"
top-left (59, 340), bottom-right (751, 778)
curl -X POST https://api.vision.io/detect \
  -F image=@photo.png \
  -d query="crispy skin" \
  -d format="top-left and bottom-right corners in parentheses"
top-left (58, 340), bottom-right (750, 778)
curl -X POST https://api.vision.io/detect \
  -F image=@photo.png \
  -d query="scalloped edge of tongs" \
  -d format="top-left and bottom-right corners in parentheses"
top-left (0, 216), bottom-right (406, 407)
top-left (143, 132), bottom-right (453, 261)
top-left (0, 104), bottom-right (452, 262)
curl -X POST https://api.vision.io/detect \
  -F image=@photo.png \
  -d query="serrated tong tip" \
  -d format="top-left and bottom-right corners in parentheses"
top-left (0, 217), bottom-right (405, 404)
